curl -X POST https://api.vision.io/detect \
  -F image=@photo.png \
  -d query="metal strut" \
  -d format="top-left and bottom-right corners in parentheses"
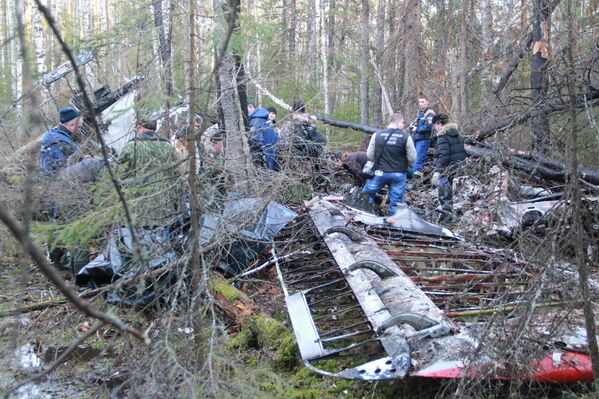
top-left (346, 260), bottom-right (399, 279)
top-left (325, 226), bottom-right (365, 242)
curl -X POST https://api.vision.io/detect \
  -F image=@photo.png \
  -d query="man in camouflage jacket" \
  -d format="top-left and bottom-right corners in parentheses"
top-left (119, 119), bottom-right (179, 226)
top-left (119, 120), bottom-right (177, 178)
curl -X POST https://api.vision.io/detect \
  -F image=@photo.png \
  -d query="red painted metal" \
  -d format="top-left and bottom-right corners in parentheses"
top-left (529, 352), bottom-right (594, 383)
top-left (412, 351), bottom-right (594, 383)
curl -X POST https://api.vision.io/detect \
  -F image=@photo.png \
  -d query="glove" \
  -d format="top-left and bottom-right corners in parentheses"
top-left (431, 172), bottom-right (441, 187)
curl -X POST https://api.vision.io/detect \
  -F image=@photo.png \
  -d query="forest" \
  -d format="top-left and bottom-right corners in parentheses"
top-left (1, 0), bottom-right (599, 397)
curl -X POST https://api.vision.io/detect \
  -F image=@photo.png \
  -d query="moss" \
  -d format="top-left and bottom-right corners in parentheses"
top-left (228, 325), bottom-right (254, 350)
top-left (251, 314), bottom-right (289, 348)
top-left (274, 334), bottom-right (298, 371)
top-left (210, 279), bottom-right (248, 302)
top-left (227, 313), bottom-right (297, 370)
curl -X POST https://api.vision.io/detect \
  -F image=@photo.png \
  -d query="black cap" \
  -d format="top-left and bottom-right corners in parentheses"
top-left (59, 108), bottom-right (81, 123)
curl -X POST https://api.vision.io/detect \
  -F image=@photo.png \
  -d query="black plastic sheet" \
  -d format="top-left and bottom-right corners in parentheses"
top-left (216, 193), bottom-right (297, 275)
top-left (76, 227), bottom-right (179, 307)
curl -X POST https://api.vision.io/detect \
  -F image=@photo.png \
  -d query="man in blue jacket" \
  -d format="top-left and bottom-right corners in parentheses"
top-left (38, 107), bottom-right (103, 181)
top-left (409, 95), bottom-right (436, 180)
top-left (248, 104), bottom-right (279, 170)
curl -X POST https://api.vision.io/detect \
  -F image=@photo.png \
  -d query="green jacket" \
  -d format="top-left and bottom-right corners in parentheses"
top-left (119, 131), bottom-right (177, 178)
top-left (118, 130), bottom-right (179, 226)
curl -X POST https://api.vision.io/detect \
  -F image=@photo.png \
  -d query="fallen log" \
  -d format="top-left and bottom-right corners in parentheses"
top-left (312, 112), bottom-right (599, 187)
top-left (465, 144), bottom-right (599, 186)
top-left (315, 115), bottom-right (380, 135)
top-left (474, 91), bottom-right (599, 142)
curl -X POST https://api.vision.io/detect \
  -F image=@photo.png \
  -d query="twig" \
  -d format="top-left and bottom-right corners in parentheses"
top-left (4, 321), bottom-right (104, 399)
top-left (235, 250), bottom-right (311, 279)
top-left (0, 242), bottom-right (220, 318)
top-left (0, 299), bottom-right (68, 318)
top-left (0, 204), bottom-right (148, 343)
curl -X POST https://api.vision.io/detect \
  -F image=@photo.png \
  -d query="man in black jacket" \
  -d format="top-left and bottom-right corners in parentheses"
top-left (362, 113), bottom-right (416, 215)
top-left (431, 113), bottom-right (467, 213)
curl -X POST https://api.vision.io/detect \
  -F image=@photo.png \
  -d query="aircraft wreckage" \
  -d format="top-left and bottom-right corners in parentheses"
top-left (265, 197), bottom-right (597, 383)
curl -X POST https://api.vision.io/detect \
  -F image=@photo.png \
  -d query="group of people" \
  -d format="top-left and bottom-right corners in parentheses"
top-left (247, 99), bottom-right (327, 171)
top-left (38, 94), bottom-right (464, 222)
top-left (38, 98), bottom-right (325, 186)
top-left (341, 94), bottom-right (467, 218)
top-left (38, 107), bottom-right (181, 183)
top-left (38, 107), bottom-right (183, 222)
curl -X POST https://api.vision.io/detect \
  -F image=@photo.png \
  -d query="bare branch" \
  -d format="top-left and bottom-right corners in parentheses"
top-left (0, 204), bottom-right (149, 343)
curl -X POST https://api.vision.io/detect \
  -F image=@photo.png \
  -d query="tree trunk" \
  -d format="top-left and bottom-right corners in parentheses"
top-left (373, 0), bottom-right (385, 127)
top-left (480, 0), bottom-right (493, 96)
top-left (152, 0), bottom-right (173, 99)
top-left (530, 0), bottom-right (551, 151)
top-left (432, 0), bottom-right (454, 92)
top-left (564, 0), bottom-right (599, 382)
top-left (388, 0), bottom-right (401, 107)
top-left (289, 0), bottom-right (296, 59)
top-left (458, 0), bottom-right (471, 122)
top-left (401, 0), bottom-right (421, 119)
top-left (326, 0), bottom-right (335, 112)
top-left (1, 0), bottom-right (8, 68)
top-left (359, 0), bottom-right (369, 126)
top-left (10, 0), bottom-right (23, 113)
top-left (252, 0), bottom-right (262, 104)
top-left (219, 54), bottom-right (254, 194)
top-left (186, 0), bottom-right (202, 303)
top-left (320, 0), bottom-right (330, 114)
top-left (307, 0), bottom-right (317, 78)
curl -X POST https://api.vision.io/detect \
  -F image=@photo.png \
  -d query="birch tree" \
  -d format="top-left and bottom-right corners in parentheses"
top-left (10, 0), bottom-right (23, 113)
top-left (320, 0), bottom-right (330, 114)
top-left (152, 0), bottom-right (173, 100)
top-left (33, 10), bottom-right (46, 78)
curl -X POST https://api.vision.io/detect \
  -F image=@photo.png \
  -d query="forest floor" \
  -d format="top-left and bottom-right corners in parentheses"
top-left (0, 250), bottom-right (448, 399)
top-left (1, 158), bottom-right (599, 398)
top-left (1, 227), bottom-right (597, 398)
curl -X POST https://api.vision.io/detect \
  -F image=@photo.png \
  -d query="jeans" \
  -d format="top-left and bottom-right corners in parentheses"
top-left (412, 139), bottom-right (430, 173)
top-left (438, 175), bottom-right (453, 211)
top-left (362, 172), bottom-right (407, 215)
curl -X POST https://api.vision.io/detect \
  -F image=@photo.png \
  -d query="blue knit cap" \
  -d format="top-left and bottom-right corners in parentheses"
top-left (59, 107), bottom-right (81, 123)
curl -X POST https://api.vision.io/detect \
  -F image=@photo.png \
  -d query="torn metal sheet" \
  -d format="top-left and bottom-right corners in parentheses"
top-left (276, 198), bottom-right (598, 383)
top-left (41, 50), bottom-right (96, 87)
